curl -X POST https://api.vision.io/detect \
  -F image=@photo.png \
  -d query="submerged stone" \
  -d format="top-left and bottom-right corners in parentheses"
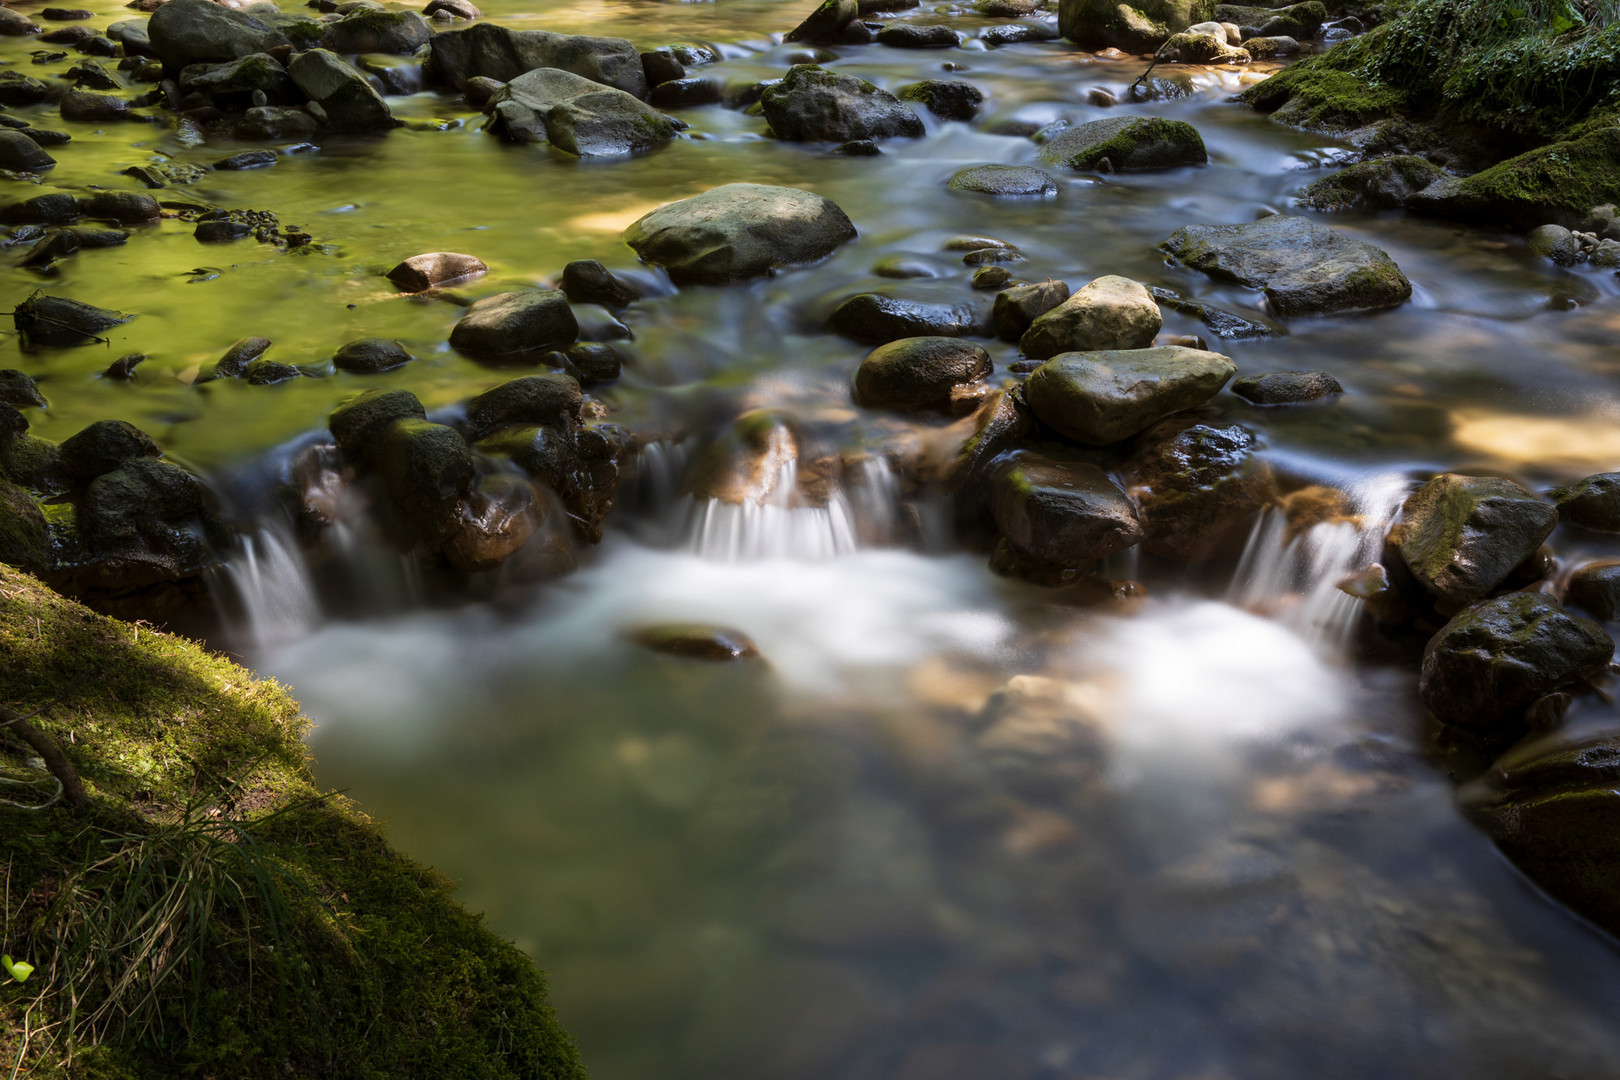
top-left (628, 623), bottom-right (761, 660)
top-left (14, 293), bottom-right (128, 347)
top-left (827, 293), bottom-right (985, 344)
top-left (948, 164), bottom-right (1058, 197)
top-left (1230, 370), bottom-right (1342, 405)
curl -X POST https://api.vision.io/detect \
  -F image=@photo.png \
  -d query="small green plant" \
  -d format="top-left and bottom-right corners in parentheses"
top-left (1, 954), bottom-right (32, 983)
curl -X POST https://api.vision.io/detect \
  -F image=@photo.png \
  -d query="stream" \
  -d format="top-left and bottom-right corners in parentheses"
top-left (7, 0), bottom-right (1620, 1074)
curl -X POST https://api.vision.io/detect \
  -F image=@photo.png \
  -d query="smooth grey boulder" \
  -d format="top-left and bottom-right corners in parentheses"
top-left (1300, 155), bottom-right (1444, 212)
top-left (1231, 370), bottom-right (1342, 405)
top-left (854, 336), bottom-right (991, 410)
top-left (1395, 473), bottom-right (1557, 607)
top-left (992, 456), bottom-right (1142, 565)
top-left (1025, 346), bottom-right (1236, 446)
top-left (426, 21), bottom-right (646, 97)
top-left (759, 64), bottom-right (924, 143)
top-left (624, 183), bottom-right (856, 284)
top-left (180, 52), bottom-right (290, 96)
top-left (288, 49), bottom-right (395, 132)
top-left (1019, 275), bottom-right (1161, 360)
top-left (783, 0), bottom-right (859, 43)
top-left (148, 0), bottom-right (286, 67)
top-left (0, 130), bottom-right (55, 172)
top-left (449, 290), bottom-right (578, 355)
top-left (1037, 116), bottom-right (1207, 172)
top-left (1550, 473), bottom-right (1620, 532)
top-left (322, 8), bottom-right (431, 54)
top-left (827, 294), bottom-right (985, 344)
top-left (1162, 214), bottom-right (1411, 317)
top-left (485, 67), bottom-right (676, 156)
top-left (993, 279), bottom-right (1070, 341)
top-left (333, 337), bottom-right (412, 373)
top-left (1059, 0), bottom-right (1215, 51)
top-left (949, 164), bottom-right (1058, 197)
top-left (1420, 592), bottom-right (1612, 734)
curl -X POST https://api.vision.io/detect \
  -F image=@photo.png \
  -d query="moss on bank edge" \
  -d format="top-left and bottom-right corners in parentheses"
top-left (0, 566), bottom-right (584, 1080)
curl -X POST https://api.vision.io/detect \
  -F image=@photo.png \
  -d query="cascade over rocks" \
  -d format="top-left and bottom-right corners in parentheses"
top-left (1394, 474), bottom-right (1557, 608)
top-left (683, 410), bottom-right (799, 505)
top-left (1019, 275), bottom-right (1162, 360)
top-left (426, 21), bottom-right (647, 97)
top-left (854, 337), bottom-right (992, 411)
top-left (1420, 593), bottom-right (1612, 736)
top-left (992, 455), bottom-right (1143, 567)
top-left (1128, 421), bottom-right (1271, 560)
top-left (624, 183), bottom-right (856, 285)
top-left (485, 67), bottom-right (677, 156)
top-left (1162, 215), bottom-right (1411, 317)
top-left (1037, 116), bottom-right (1207, 172)
top-left (759, 65), bottom-right (924, 143)
top-left (1024, 346), bottom-right (1236, 446)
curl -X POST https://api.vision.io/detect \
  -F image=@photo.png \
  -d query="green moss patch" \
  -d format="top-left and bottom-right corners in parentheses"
top-left (0, 567), bottom-right (583, 1080)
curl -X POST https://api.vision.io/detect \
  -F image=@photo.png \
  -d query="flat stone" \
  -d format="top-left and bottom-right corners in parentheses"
top-left (485, 67), bottom-right (676, 157)
top-left (624, 183), bottom-right (856, 285)
top-left (1230, 370), bottom-right (1342, 405)
top-left (1162, 214), bottom-right (1411, 317)
top-left (948, 164), bottom-right (1058, 197)
top-left (1025, 346), bottom-right (1234, 446)
top-left (387, 251), bottom-right (488, 292)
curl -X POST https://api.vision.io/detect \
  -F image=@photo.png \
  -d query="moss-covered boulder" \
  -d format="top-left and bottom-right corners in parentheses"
top-left (1551, 472), bottom-right (1620, 532)
top-left (0, 474), bottom-right (48, 573)
top-left (1058, 0), bottom-right (1215, 50)
top-left (1158, 29), bottom-right (1249, 62)
top-left (1300, 154), bottom-right (1443, 211)
top-left (1037, 115), bottom-right (1207, 171)
top-left (485, 66), bottom-right (678, 156)
top-left (1161, 214), bottom-right (1410, 316)
top-left (1215, 0), bottom-right (1325, 38)
top-left (0, 567), bottom-right (584, 1080)
top-left (1405, 127), bottom-right (1620, 230)
top-left (1420, 592), bottom-right (1612, 736)
top-left (1394, 473), bottom-right (1556, 608)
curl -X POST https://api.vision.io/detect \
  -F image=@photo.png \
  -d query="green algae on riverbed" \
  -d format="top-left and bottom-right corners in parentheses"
top-left (0, 566), bottom-right (583, 1080)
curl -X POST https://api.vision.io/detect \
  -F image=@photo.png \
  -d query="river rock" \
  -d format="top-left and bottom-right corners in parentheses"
top-left (74, 457), bottom-right (216, 588)
top-left (0, 371), bottom-right (46, 409)
top-left (1158, 29), bottom-right (1248, 62)
top-left (215, 336), bottom-right (272, 377)
top-left (949, 164), bottom-right (1058, 197)
top-left (1404, 128), bottom-right (1620, 230)
top-left (759, 65), bottom-right (924, 143)
top-left (1025, 345), bottom-right (1234, 445)
top-left (59, 90), bottom-right (132, 122)
top-left (0, 476), bottom-right (48, 574)
top-left (1300, 155), bottom-right (1444, 212)
top-left (827, 294), bottom-right (985, 344)
top-left (1420, 593), bottom-right (1612, 735)
top-left (14, 293), bottom-right (127, 348)
top-left (992, 455), bottom-right (1142, 567)
top-left (993, 279), bottom-right (1070, 340)
top-left (376, 419), bottom-right (476, 547)
top-left (560, 259), bottom-right (639, 307)
top-left (0, 131), bottom-right (55, 172)
top-left (855, 337), bottom-right (992, 411)
top-left (1216, 0), bottom-right (1324, 37)
top-left (463, 373), bottom-right (583, 440)
top-left (148, 0), bottom-right (287, 67)
top-left (180, 52), bottom-right (289, 96)
top-left (236, 105), bottom-right (320, 140)
top-left (0, 7), bottom-right (39, 34)
top-left (485, 67), bottom-right (676, 156)
top-left (629, 623), bottom-right (761, 660)
top-left (1527, 224), bottom-right (1577, 266)
top-left (79, 191), bottom-right (161, 223)
top-left (876, 21), bottom-right (960, 47)
top-left (1550, 473), bottom-right (1620, 532)
top-left (449, 290), bottom-right (578, 355)
top-left (1037, 116), bottom-right (1207, 172)
top-left (980, 22), bottom-right (1060, 45)
top-left (1128, 421), bottom-right (1269, 560)
top-left (898, 79), bottom-right (981, 120)
top-left (424, 0), bottom-right (482, 18)
top-left (332, 337), bottom-right (411, 373)
top-left (1565, 562), bottom-right (1620, 621)
top-left (563, 341), bottom-right (622, 384)
top-left (784, 0), bottom-right (859, 44)
top-left (60, 418), bottom-right (160, 481)
top-left (441, 473), bottom-right (547, 573)
top-left (1230, 370), bottom-right (1342, 405)
top-left (1162, 214), bottom-right (1411, 317)
top-left (329, 388), bottom-right (427, 462)
top-left (426, 21), bottom-right (646, 97)
top-left (322, 8), bottom-right (431, 54)
top-left (1, 193), bottom-right (82, 225)
top-left (1059, 0), bottom-right (1215, 50)
top-left (648, 76), bottom-right (721, 109)
top-left (624, 183), bottom-right (856, 285)
top-left (1020, 275), bottom-right (1161, 360)
top-left (288, 48), bottom-right (394, 132)
top-left (1463, 732), bottom-right (1620, 938)
top-left (387, 251), bottom-right (488, 291)
top-left (1394, 474), bottom-right (1557, 607)
top-left (684, 410), bottom-right (797, 504)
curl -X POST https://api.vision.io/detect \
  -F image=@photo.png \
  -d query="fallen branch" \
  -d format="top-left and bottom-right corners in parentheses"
top-left (0, 689), bottom-right (89, 811)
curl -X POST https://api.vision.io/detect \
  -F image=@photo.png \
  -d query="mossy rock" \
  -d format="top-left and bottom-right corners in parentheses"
top-left (1036, 115), bottom-right (1207, 172)
top-left (0, 475), bottom-right (48, 573)
top-left (1239, 32), bottom-right (1409, 133)
top-left (0, 567), bottom-right (584, 1080)
top-left (1405, 126), bottom-right (1620, 229)
top-left (1299, 153), bottom-right (1442, 210)
top-left (1058, 0), bottom-right (1215, 50)
top-left (1215, 0), bottom-right (1324, 37)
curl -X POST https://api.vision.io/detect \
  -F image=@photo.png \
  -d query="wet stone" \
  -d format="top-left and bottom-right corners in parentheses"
top-left (759, 64), bottom-right (924, 143)
top-left (897, 79), bottom-right (982, 120)
top-left (994, 279), bottom-right (1071, 341)
top-left (1550, 473), bottom-right (1620, 532)
top-left (388, 251), bottom-right (488, 293)
top-left (948, 164), bottom-right (1058, 197)
top-left (333, 337), bottom-right (412, 373)
top-left (1395, 473), bottom-right (1557, 607)
top-left (245, 358), bottom-right (304, 385)
top-left (624, 183), bottom-right (856, 285)
top-left (463, 374), bottom-right (583, 441)
top-left (855, 336), bottom-right (992, 411)
top-left (14, 292), bottom-right (128, 347)
top-left (195, 220), bottom-right (254, 242)
top-left (972, 266), bottom-right (1011, 289)
top-left (628, 623), bottom-right (761, 661)
top-left (827, 293), bottom-right (986, 345)
top-left (648, 77), bottom-right (722, 109)
top-left (1020, 274), bottom-right (1162, 360)
top-left (1025, 345), bottom-right (1235, 446)
top-left (875, 21), bottom-right (960, 47)
top-left (449, 290), bottom-right (579, 356)
top-left (329, 388), bottom-right (427, 462)
top-left (0, 130), bottom-right (55, 172)
top-left (1231, 370), bottom-right (1343, 405)
top-left (214, 336), bottom-right (272, 377)
top-left (215, 150), bottom-right (278, 170)
top-left (784, 0), bottom-right (859, 44)
top-left (103, 353), bottom-right (146, 380)
top-left (1038, 116), bottom-right (1208, 172)
top-left (563, 342), bottom-right (623, 384)
top-left (993, 455), bottom-right (1143, 566)
top-left (0, 370), bottom-right (47, 408)
top-left (1129, 421), bottom-right (1272, 561)
top-left (60, 418), bottom-right (159, 480)
top-left (1566, 562), bottom-right (1620, 622)
top-left (559, 259), bottom-right (639, 307)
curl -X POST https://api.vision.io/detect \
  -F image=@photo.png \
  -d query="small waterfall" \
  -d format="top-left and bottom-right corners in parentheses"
top-left (1229, 472), bottom-right (1410, 651)
top-left (213, 521), bottom-right (321, 650)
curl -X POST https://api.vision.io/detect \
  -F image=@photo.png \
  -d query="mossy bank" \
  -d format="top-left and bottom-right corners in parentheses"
top-left (0, 566), bottom-right (583, 1080)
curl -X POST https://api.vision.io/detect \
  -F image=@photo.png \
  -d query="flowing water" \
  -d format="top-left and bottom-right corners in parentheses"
top-left (10, 0), bottom-right (1620, 1075)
